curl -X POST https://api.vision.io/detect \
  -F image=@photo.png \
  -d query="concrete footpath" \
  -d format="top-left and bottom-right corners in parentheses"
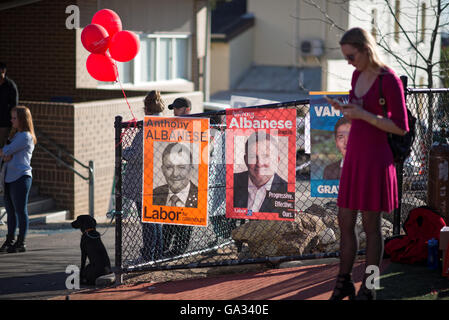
top-left (0, 217), bottom-right (390, 301)
top-left (55, 259), bottom-right (387, 300)
top-left (0, 219), bottom-right (115, 300)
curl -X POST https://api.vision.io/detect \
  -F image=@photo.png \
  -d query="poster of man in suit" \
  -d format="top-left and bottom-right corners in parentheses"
top-left (309, 92), bottom-right (349, 198)
top-left (225, 107), bottom-right (296, 221)
top-left (142, 116), bottom-right (209, 227)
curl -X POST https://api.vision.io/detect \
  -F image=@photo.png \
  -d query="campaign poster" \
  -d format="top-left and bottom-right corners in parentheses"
top-left (230, 95), bottom-right (279, 109)
top-left (309, 92), bottom-right (349, 198)
top-left (142, 116), bottom-right (209, 227)
top-left (225, 108), bottom-right (296, 221)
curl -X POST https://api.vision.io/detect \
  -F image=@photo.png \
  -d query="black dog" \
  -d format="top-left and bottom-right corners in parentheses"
top-left (71, 215), bottom-right (112, 285)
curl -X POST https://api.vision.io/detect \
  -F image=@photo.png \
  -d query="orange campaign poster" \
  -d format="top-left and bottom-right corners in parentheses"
top-left (142, 116), bottom-right (209, 227)
top-left (225, 108), bottom-right (296, 221)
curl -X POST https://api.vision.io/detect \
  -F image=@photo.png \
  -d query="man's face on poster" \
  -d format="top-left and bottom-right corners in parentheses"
top-left (244, 136), bottom-right (279, 188)
top-left (162, 146), bottom-right (193, 194)
top-left (335, 123), bottom-right (351, 157)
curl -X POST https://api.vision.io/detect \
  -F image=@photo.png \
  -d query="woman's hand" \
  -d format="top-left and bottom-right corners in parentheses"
top-left (325, 97), bottom-right (362, 120)
top-left (0, 148), bottom-right (12, 162)
top-left (340, 103), bottom-right (407, 136)
top-left (340, 103), bottom-right (367, 120)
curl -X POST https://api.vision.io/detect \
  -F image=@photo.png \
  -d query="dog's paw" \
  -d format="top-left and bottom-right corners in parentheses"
top-left (95, 273), bottom-right (116, 287)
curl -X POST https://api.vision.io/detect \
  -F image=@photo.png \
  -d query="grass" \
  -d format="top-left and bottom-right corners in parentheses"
top-left (377, 261), bottom-right (449, 300)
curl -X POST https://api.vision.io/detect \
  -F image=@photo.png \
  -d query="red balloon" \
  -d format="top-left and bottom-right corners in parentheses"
top-left (81, 24), bottom-right (109, 54)
top-left (86, 53), bottom-right (118, 82)
top-left (109, 30), bottom-right (140, 62)
top-left (91, 9), bottom-right (122, 39)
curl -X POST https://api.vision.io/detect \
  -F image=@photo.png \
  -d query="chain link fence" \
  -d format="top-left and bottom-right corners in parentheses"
top-left (400, 85), bottom-right (449, 228)
top-left (113, 84), bottom-right (449, 276)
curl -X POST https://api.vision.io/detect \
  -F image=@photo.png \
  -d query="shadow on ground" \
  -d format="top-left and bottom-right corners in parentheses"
top-left (377, 262), bottom-right (449, 300)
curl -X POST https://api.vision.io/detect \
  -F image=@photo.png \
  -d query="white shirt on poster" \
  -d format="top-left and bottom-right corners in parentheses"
top-left (247, 174), bottom-right (275, 212)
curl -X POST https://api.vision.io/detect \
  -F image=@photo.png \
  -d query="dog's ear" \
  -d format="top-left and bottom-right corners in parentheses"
top-left (86, 216), bottom-right (97, 229)
top-left (71, 218), bottom-right (81, 229)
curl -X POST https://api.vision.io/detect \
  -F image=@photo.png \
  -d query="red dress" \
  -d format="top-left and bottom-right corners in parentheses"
top-left (337, 68), bottom-right (409, 212)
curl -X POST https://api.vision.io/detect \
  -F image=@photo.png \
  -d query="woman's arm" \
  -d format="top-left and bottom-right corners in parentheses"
top-left (2, 132), bottom-right (31, 156)
top-left (341, 103), bottom-right (407, 136)
top-left (0, 149), bottom-right (12, 162)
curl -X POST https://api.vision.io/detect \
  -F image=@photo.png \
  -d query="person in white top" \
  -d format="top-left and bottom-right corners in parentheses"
top-left (0, 106), bottom-right (36, 253)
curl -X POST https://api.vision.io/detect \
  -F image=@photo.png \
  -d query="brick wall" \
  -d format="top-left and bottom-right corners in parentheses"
top-left (24, 98), bottom-right (141, 218)
top-left (0, 0), bottom-right (76, 102)
top-left (24, 91), bottom-right (202, 219)
top-left (0, 0), bottom-right (149, 103)
top-left (1, 0), bottom-right (205, 219)
top-left (71, 92), bottom-right (203, 218)
top-left (25, 101), bottom-right (75, 214)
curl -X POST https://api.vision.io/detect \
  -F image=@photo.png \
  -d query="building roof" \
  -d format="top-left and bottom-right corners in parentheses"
top-left (236, 65), bottom-right (321, 93)
top-left (211, 0), bottom-right (254, 42)
top-left (209, 65), bottom-right (321, 107)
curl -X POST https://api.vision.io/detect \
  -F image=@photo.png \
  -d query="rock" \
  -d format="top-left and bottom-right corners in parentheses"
top-left (319, 227), bottom-right (336, 245)
top-left (231, 212), bottom-right (326, 257)
top-left (231, 202), bottom-right (395, 258)
top-left (304, 203), bottom-right (394, 252)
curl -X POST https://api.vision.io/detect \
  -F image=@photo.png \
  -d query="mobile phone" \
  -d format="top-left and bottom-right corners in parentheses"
top-left (324, 96), bottom-right (341, 107)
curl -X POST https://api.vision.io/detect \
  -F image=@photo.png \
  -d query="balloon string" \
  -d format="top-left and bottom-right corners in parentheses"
top-left (115, 65), bottom-right (138, 148)
top-left (116, 67), bottom-right (137, 122)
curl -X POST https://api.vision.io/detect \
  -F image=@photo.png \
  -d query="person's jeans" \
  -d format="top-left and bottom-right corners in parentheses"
top-left (137, 201), bottom-right (163, 260)
top-left (4, 175), bottom-right (32, 238)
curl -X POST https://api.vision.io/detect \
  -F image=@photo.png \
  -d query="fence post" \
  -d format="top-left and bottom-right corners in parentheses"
top-left (392, 75), bottom-right (409, 235)
top-left (114, 116), bottom-right (123, 284)
top-left (88, 160), bottom-right (94, 218)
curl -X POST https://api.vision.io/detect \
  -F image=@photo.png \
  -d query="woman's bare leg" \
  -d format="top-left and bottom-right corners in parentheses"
top-left (361, 210), bottom-right (384, 273)
top-left (337, 207), bottom-right (359, 275)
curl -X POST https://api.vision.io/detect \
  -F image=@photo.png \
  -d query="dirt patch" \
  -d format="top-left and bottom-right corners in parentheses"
top-left (123, 263), bottom-right (271, 285)
top-left (121, 242), bottom-right (270, 285)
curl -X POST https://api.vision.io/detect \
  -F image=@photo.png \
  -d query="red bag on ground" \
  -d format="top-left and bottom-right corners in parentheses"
top-left (384, 206), bottom-right (446, 264)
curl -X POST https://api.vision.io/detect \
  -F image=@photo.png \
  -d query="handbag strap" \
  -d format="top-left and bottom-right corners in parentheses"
top-left (378, 70), bottom-right (396, 143)
top-left (378, 70), bottom-right (388, 118)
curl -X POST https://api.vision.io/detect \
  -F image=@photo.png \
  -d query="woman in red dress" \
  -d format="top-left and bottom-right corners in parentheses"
top-left (328, 27), bottom-right (409, 300)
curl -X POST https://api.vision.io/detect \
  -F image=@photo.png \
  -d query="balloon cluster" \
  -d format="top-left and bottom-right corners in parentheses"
top-left (81, 9), bottom-right (140, 81)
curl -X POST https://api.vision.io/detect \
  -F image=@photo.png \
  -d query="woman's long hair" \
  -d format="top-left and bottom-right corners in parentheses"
top-left (144, 90), bottom-right (165, 115)
top-left (339, 27), bottom-right (386, 70)
top-left (9, 105), bottom-right (37, 144)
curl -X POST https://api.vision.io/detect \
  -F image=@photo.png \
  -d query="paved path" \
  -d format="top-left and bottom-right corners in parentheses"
top-left (1, 219), bottom-right (391, 301)
top-left (0, 222), bottom-right (115, 300)
top-left (56, 259), bottom-right (390, 300)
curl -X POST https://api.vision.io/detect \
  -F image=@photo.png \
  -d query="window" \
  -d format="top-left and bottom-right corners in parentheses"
top-left (394, 0), bottom-right (400, 43)
top-left (117, 33), bottom-right (191, 85)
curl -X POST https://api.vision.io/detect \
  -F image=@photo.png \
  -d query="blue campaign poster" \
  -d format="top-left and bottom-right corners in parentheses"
top-left (309, 92), bottom-right (349, 198)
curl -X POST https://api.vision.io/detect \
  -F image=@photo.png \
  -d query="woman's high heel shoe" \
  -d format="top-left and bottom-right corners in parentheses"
top-left (329, 274), bottom-right (356, 300)
top-left (356, 284), bottom-right (376, 300)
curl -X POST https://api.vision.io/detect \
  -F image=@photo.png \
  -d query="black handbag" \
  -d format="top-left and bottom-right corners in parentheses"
top-left (378, 71), bottom-right (416, 164)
